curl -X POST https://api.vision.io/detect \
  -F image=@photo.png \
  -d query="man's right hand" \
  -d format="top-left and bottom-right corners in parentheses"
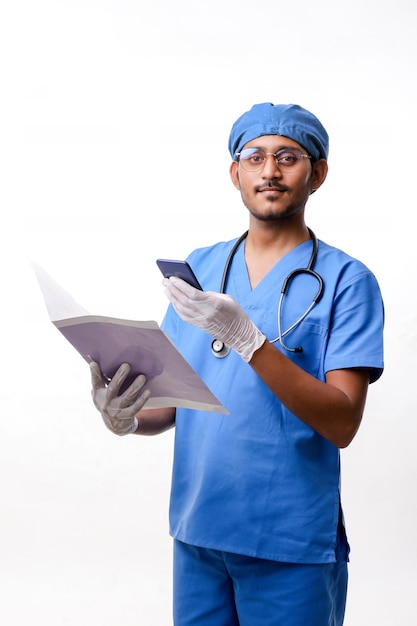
top-left (90, 362), bottom-right (151, 436)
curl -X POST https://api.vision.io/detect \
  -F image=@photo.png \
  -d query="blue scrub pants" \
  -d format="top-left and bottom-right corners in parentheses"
top-left (173, 537), bottom-right (348, 625)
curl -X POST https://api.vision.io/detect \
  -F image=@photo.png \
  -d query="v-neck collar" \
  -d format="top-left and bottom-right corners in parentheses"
top-left (227, 238), bottom-right (316, 304)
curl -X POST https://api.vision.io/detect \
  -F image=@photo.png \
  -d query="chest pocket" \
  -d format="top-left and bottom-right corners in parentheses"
top-left (252, 273), bottom-right (329, 379)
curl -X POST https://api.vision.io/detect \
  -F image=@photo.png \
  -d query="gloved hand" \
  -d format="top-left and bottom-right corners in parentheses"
top-left (163, 277), bottom-right (266, 363)
top-left (90, 362), bottom-right (151, 436)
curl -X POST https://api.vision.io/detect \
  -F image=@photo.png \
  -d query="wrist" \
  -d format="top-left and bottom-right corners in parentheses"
top-left (127, 416), bottom-right (139, 435)
top-left (235, 327), bottom-right (266, 363)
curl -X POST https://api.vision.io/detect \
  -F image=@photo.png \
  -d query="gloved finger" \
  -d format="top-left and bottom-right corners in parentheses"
top-left (107, 387), bottom-right (151, 420)
top-left (163, 276), bottom-right (200, 298)
top-left (164, 276), bottom-right (235, 310)
top-left (106, 363), bottom-right (131, 400)
top-left (164, 277), bottom-right (238, 328)
top-left (117, 373), bottom-right (148, 408)
top-left (90, 361), bottom-right (106, 391)
top-left (130, 387), bottom-right (152, 414)
top-left (163, 277), bottom-right (215, 319)
top-left (162, 277), bottom-right (208, 309)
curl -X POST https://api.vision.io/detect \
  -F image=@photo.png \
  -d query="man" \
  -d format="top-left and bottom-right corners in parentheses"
top-left (90, 103), bottom-right (384, 625)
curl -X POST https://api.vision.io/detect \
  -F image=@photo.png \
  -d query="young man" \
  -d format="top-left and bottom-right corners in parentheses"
top-left (90, 103), bottom-right (384, 625)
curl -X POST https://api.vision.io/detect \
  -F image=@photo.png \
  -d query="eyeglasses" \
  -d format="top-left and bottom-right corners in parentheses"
top-left (236, 147), bottom-right (311, 173)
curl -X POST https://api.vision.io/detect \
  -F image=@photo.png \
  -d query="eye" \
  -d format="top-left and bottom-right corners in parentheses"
top-left (240, 148), bottom-right (265, 164)
top-left (277, 151), bottom-right (299, 166)
top-left (249, 153), bottom-right (264, 164)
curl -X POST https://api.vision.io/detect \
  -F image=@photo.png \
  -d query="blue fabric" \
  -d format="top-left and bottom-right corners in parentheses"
top-left (173, 537), bottom-right (348, 626)
top-left (228, 102), bottom-right (330, 161)
top-left (161, 236), bottom-right (384, 565)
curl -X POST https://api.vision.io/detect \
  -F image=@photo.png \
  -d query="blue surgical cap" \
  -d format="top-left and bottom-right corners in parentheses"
top-left (228, 103), bottom-right (329, 161)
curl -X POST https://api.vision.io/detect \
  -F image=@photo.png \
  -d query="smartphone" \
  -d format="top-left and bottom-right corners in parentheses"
top-left (156, 259), bottom-right (203, 290)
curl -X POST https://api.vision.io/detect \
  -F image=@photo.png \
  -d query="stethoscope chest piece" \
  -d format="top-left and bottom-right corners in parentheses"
top-left (211, 339), bottom-right (231, 358)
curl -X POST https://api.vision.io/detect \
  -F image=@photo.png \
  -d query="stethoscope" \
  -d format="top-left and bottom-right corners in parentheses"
top-left (211, 228), bottom-right (324, 358)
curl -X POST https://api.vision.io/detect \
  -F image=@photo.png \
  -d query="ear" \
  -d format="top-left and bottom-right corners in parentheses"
top-left (310, 159), bottom-right (328, 192)
top-left (229, 161), bottom-right (241, 190)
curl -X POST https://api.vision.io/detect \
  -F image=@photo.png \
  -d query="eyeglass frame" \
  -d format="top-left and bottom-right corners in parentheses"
top-left (235, 147), bottom-right (312, 173)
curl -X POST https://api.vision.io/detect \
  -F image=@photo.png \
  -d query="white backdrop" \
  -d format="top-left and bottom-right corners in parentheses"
top-left (1, 1), bottom-right (416, 624)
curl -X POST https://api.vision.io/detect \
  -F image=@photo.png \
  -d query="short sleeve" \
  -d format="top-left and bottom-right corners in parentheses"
top-left (324, 270), bottom-right (384, 383)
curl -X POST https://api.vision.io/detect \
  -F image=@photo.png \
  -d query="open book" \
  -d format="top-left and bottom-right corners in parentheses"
top-left (32, 262), bottom-right (228, 414)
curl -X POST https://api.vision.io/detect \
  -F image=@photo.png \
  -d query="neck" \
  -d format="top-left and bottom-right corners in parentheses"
top-left (243, 222), bottom-right (311, 289)
top-left (246, 220), bottom-right (311, 253)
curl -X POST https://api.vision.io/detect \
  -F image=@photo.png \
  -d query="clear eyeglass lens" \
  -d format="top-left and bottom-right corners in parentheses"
top-left (238, 148), bottom-right (305, 172)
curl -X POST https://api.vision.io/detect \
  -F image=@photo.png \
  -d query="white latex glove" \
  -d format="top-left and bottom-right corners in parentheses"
top-left (163, 277), bottom-right (266, 363)
top-left (90, 362), bottom-right (151, 436)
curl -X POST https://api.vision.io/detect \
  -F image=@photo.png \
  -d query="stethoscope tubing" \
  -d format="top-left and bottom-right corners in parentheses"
top-left (212, 228), bottom-right (324, 356)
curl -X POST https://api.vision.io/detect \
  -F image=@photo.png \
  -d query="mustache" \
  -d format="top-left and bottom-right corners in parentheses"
top-left (256, 180), bottom-right (289, 192)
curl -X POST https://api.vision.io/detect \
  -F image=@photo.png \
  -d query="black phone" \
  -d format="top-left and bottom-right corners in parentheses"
top-left (156, 259), bottom-right (203, 290)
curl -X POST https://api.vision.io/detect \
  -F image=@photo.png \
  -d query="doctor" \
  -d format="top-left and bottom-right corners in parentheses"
top-left (90, 102), bottom-right (384, 625)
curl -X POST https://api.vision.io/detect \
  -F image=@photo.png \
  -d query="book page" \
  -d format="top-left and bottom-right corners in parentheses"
top-left (31, 262), bottom-right (228, 414)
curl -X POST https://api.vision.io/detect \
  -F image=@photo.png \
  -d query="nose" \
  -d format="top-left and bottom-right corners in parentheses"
top-left (262, 153), bottom-right (282, 178)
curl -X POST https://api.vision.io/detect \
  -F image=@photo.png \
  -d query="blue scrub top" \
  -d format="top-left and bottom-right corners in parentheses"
top-left (161, 236), bottom-right (384, 564)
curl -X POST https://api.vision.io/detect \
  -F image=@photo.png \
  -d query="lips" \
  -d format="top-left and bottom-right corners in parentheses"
top-left (257, 185), bottom-right (287, 193)
top-left (256, 179), bottom-right (289, 192)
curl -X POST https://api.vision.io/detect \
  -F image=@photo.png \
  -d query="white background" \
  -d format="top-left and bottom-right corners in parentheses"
top-left (1, 1), bottom-right (416, 624)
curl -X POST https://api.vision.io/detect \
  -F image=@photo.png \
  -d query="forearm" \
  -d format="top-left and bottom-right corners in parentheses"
top-left (132, 407), bottom-right (176, 436)
top-left (249, 341), bottom-right (369, 448)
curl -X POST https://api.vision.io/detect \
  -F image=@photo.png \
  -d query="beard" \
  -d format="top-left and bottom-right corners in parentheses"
top-left (237, 171), bottom-right (313, 223)
top-left (244, 195), bottom-right (306, 222)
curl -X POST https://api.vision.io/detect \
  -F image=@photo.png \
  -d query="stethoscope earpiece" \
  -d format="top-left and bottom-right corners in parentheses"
top-left (211, 339), bottom-right (231, 359)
